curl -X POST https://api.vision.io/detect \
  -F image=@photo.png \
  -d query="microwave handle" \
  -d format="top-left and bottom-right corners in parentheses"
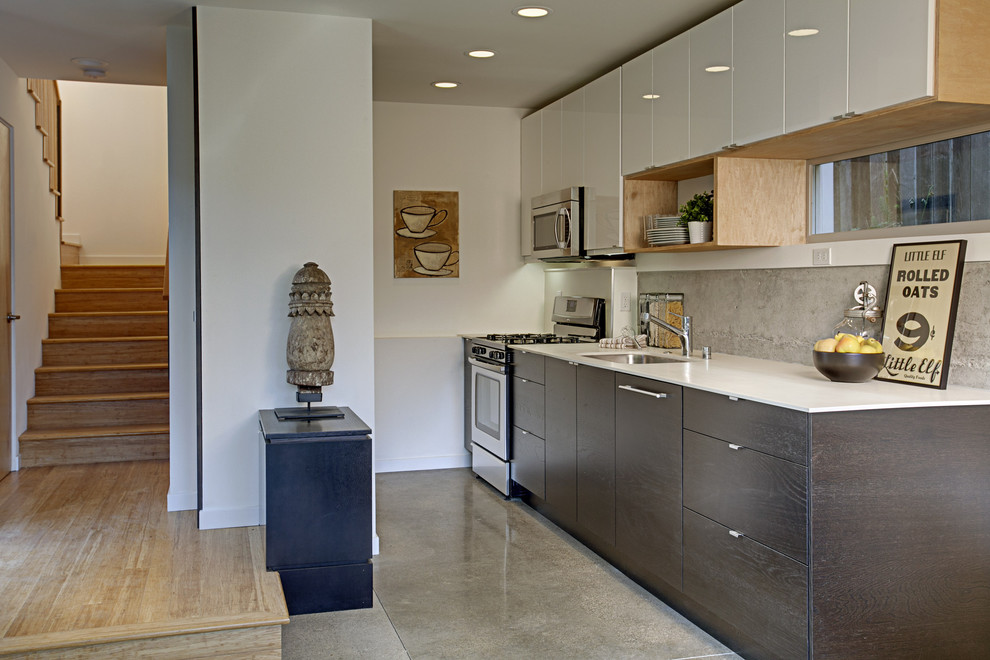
top-left (556, 207), bottom-right (570, 248)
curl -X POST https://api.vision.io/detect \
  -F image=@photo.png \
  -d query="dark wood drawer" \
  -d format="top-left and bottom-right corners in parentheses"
top-left (683, 388), bottom-right (808, 465)
top-left (684, 430), bottom-right (807, 564)
top-left (512, 350), bottom-right (545, 384)
top-left (512, 377), bottom-right (544, 438)
top-left (683, 509), bottom-right (808, 660)
top-left (511, 427), bottom-right (545, 498)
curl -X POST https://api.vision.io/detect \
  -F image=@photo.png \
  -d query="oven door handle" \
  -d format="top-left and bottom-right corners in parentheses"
top-left (469, 357), bottom-right (507, 375)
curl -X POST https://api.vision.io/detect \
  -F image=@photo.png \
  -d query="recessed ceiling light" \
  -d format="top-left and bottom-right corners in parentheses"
top-left (788, 28), bottom-right (820, 37)
top-left (705, 65), bottom-right (731, 73)
top-left (514, 6), bottom-right (551, 18)
top-left (466, 50), bottom-right (496, 59)
top-left (642, 93), bottom-right (660, 100)
top-left (71, 57), bottom-right (108, 68)
top-left (432, 81), bottom-right (460, 89)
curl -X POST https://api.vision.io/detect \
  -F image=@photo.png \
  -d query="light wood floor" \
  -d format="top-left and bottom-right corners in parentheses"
top-left (0, 461), bottom-right (288, 658)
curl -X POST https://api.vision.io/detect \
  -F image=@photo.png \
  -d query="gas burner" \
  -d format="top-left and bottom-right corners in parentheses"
top-left (483, 333), bottom-right (596, 345)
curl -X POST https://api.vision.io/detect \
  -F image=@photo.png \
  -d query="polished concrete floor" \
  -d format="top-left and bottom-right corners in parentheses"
top-left (282, 468), bottom-right (742, 659)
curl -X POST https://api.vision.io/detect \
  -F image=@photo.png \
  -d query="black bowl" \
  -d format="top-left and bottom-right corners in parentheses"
top-left (813, 350), bottom-right (885, 383)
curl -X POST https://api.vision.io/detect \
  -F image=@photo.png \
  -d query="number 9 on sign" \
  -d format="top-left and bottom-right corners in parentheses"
top-left (893, 312), bottom-right (930, 352)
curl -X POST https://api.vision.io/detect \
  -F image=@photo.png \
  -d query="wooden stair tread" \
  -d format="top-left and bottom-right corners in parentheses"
top-left (29, 392), bottom-right (170, 404)
top-left (55, 287), bottom-right (163, 293)
top-left (36, 363), bottom-right (168, 373)
top-left (43, 335), bottom-right (167, 344)
top-left (19, 425), bottom-right (170, 441)
top-left (50, 311), bottom-right (168, 318)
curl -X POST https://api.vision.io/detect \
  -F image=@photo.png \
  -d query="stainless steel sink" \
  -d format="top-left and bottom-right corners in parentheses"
top-left (579, 352), bottom-right (686, 365)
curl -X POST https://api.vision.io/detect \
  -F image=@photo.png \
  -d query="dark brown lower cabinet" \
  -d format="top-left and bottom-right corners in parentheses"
top-left (614, 374), bottom-right (682, 592)
top-left (543, 358), bottom-right (577, 525)
top-left (682, 509), bottom-right (808, 660)
top-left (575, 365), bottom-right (615, 547)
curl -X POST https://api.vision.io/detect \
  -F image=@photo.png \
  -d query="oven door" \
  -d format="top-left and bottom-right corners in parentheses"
top-left (469, 358), bottom-right (509, 460)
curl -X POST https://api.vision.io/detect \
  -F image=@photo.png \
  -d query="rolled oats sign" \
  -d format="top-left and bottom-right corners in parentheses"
top-left (877, 240), bottom-right (967, 389)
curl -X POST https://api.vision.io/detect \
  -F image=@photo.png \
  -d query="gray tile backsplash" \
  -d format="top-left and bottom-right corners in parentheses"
top-left (638, 262), bottom-right (990, 389)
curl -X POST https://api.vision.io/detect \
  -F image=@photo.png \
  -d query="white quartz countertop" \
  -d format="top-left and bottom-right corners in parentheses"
top-left (511, 343), bottom-right (990, 413)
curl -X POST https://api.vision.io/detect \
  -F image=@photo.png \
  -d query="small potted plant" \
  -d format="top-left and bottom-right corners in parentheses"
top-left (679, 190), bottom-right (714, 244)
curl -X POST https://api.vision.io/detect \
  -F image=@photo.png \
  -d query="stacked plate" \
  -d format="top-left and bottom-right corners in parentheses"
top-left (644, 215), bottom-right (688, 246)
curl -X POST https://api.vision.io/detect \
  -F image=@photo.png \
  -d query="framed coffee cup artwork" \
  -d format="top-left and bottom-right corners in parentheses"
top-left (393, 190), bottom-right (459, 278)
top-left (876, 239), bottom-right (967, 389)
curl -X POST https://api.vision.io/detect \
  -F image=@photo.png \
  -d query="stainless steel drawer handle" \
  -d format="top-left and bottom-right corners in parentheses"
top-left (728, 443), bottom-right (743, 451)
top-left (728, 396), bottom-right (739, 401)
top-left (568, 361), bottom-right (578, 366)
top-left (729, 530), bottom-right (744, 539)
top-left (618, 384), bottom-right (668, 399)
top-left (519, 378), bottom-right (528, 383)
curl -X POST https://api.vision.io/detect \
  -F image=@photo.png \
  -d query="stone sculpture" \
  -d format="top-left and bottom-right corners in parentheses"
top-left (286, 262), bottom-right (335, 401)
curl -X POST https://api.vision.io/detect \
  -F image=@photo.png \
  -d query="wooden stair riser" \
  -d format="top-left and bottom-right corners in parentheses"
top-left (48, 313), bottom-right (168, 339)
top-left (61, 265), bottom-right (166, 289)
top-left (35, 367), bottom-right (169, 396)
top-left (27, 398), bottom-right (169, 430)
top-left (55, 289), bottom-right (167, 313)
top-left (42, 338), bottom-right (168, 366)
top-left (18, 432), bottom-right (169, 467)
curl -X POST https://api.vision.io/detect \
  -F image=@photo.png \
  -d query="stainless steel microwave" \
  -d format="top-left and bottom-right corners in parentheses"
top-left (531, 187), bottom-right (583, 260)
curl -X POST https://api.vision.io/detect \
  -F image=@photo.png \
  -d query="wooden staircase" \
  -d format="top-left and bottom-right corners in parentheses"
top-left (19, 265), bottom-right (169, 467)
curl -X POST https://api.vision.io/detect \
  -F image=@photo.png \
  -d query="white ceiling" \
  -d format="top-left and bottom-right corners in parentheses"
top-left (0, 0), bottom-right (736, 109)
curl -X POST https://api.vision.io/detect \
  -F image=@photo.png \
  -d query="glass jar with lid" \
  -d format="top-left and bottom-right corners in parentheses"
top-left (833, 281), bottom-right (883, 341)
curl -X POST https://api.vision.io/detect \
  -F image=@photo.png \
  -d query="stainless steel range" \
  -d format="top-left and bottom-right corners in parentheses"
top-left (465, 296), bottom-right (605, 495)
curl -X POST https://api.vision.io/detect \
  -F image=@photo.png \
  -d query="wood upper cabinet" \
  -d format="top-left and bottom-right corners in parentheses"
top-left (784, 0), bottom-right (848, 133)
top-left (732, 0), bottom-right (785, 146)
top-left (689, 9), bottom-right (733, 158)
top-left (652, 32), bottom-right (690, 167)
top-left (847, 0), bottom-right (933, 115)
top-left (621, 50), bottom-right (654, 175)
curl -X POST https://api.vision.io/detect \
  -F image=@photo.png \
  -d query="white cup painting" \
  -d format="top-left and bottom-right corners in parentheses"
top-left (413, 242), bottom-right (459, 276)
top-left (398, 205), bottom-right (448, 238)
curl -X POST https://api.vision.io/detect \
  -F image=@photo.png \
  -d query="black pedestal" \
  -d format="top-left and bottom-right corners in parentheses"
top-left (260, 407), bottom-right (373, 615)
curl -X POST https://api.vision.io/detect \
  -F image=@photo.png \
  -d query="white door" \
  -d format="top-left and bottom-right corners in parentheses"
top-left (540, 100), bottom-right (563, 194)
top-left (0, 118), bottom-right (11, 479)
top-left (621, 49), bottom-right (654, 175)
top-left (733, 0), bottom-right (785, 146)
top-left (561, 88), bottom-right (584, 188)
top-left (584, 68), bottom-right (621, 253)
top-left (652, 32), bottom-right (691, 168)
top-left (520, 112), bottom-right (542, 257)
top-left (785, 0), bottom-right (848, 133)
top-left (848, 0), bottom-right (933, 115)
top-left (689, 9), bottom-right (733, 157)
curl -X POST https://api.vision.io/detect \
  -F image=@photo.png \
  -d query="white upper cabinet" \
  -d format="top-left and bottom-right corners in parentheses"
top-left (621, 50), bottom-right (654, 175)
top-left (584, 68), bottom-right (622, 253)
top-left (689, 9), bottom-right (733, 157)
top-left (785, 0), bottom-right (848, 133)
top-left (520, 111), bottom-right (542, 257)
top-left (732, 0), bottom-right (785, 145)
top-left (541, 100), bottom-right (563, 194)
top-left (561, 89), bottom-right (585, 187)
top-left (848, 0), bottom-right (933, 115)
top-left (652, 32), bottom-right (691, 167)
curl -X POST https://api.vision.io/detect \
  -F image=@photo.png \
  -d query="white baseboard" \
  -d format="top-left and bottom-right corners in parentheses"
top-left (375, 453), bottom-right (470, 474)
top-left (197, 505), bottom-right (262, 530)
top-left (167, 489), bottom-right (198, 512)
top-left (79, 254), bottom-right (166, 265)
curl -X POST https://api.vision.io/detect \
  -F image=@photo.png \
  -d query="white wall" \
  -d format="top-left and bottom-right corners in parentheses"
top-left (165, 17), bottom-right (197, 512)
top-left (0, 56), bottom-right (61, 469)
top-left (59, 81), bottom-right (168, 264)
top-left (194, 7), bottom-right (375, 529)
top-left (373, 101), bottom-right (545, 472)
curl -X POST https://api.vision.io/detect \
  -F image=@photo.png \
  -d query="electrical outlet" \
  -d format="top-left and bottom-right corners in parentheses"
top-left (619, 292), bottom-right (631, 312)
top-left (812, 247), bottom-right (831, 266)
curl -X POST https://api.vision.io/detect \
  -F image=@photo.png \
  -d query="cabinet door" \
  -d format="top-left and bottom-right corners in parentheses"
top-left (848, 0), bottom-right (933, 115)
top-left (520, 112), bottom-right (541, 257)
top-left (621, 50), bottom-right (654, 175)
top-left (512, 376), bottom-right (544, 438)
top-left (583, 68), bottom-right (622, 254)
top-left (615, 375), bottom-right (683, 591)
top-left (732, 0), bottom-right (785, 146)
top-left (544, 358), bottom-right (577, 523)
top-left (576, 365), bottom-right (615, 547)
top-left (652, 33), bottom-right (690, 167)
top-left (541, 101), bottom-right (562, 194)
top-left (561, 89), bottom-right (584, 188)
top-left (512, 427), bottom-right (545, 498)
top-left (785, 0), bottom-right (848, 133)
top-left (689, 9), bottom-right (733, 157)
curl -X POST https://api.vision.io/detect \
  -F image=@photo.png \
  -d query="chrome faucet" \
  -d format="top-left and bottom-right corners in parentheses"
top-left (642, 311), bottom-right (692, 356)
